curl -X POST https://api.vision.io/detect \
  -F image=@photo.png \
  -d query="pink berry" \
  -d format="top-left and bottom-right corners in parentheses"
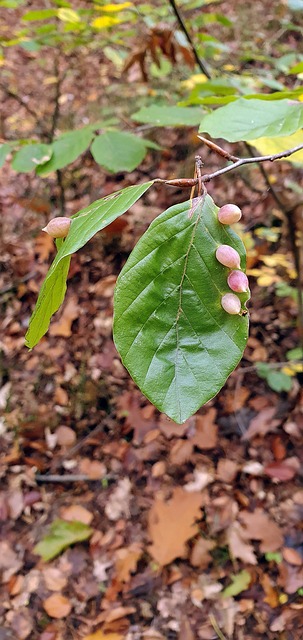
top-left (227, 270), bottom-right (249, 293)
top-left (221, 293), bottom-right (241, 315)
top-left (218, 204), bottom-right (242, 225)
top-left (215, 244), bottom-right (241, 269)
top-left (42, 217), bottom-right (71, 238)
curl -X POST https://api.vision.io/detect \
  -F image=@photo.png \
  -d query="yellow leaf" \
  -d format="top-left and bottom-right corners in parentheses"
top-left (248, 131), bottom-right (303, 165)
top-left (282, 363), bottom-right (303, 376)
top-left (58, 8), bottom-right (81, 23)
top-left (83, 632), bottom-right (123, 640)
top-left (100, 2), bottom-right (132, 11)
top-left (181, 73), bottom-right (208, 90)
top-left (261, 254), bottom-right (290, 268)
top-left (92, 15), bottom-right (121, 28)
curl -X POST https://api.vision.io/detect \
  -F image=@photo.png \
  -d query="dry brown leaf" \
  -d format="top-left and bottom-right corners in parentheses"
top-left (242, 407), bottom-right (280, 440)
top-left (190, 537), bottom-right (216, 569)
top-left (60, 504), bottom-right (93, 525)
top-left (43, 594), bottom-right (72, 619)
top-left (6, 608), bottom-right (33, 640)
top-left (53, 386), bottom-right (69, 406)
top-left (227, 521), bottom-right (257, 565)
top-left (79, 458), bottom-right (107, 480)
top-left (178, 617), bottom-right (195, 640)
top-left (239, 509), bottom-right (283, 552)
top-left (42, 567), bottom-right (67, 592)
top-left (217, 459), bottom-right (238, 483)
top-left (282, 547), bottom-right (303, 566)
top-left (264, 460), bottom-right (297, 481)
top-left (224, 386), bottom-right (250, 413)
top-left (190, 408), bottom-right (218, 449)
top-left (169, 439), bottom-right (193, 465)
top-left (82, 632), bottom-right (123, 640)
top-left (278, 561), bottom-right (303, 594)
top-left (115, 542), bottom-right (143, 582)
top-left (49, 296), bottom-right (79, 337)
top-left (148, 487), bottom-right (204, 565)
top-left (0, 541), bottom-right (23, 582)
top-left (55, 426), bottom-right (76, 447)
top-left (261, 572), bottom-right (279, 608)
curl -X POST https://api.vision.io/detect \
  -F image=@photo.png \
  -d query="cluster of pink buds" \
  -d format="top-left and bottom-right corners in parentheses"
top-left (215, 204), bottom-right (249, 315)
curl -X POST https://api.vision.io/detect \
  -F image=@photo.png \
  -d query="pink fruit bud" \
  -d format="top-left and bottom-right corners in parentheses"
top-left (42, 217), bottom-right (71, 238)
top-left (216, 244), bottom-right (241, 269)
top-left (218, 204), bottom-right (242, 225)
top-left (221, 293), bottom-right (241, 315)
top-left (227, 270), bottom-right (249, 293)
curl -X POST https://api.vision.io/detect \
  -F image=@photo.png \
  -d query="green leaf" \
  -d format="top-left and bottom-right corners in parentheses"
top-left (34, 519), bottom-right (93, 562)
top-left (91, 131), bottom-right (147, 172)
top-left (22, 9), bottom-right (58, 20)
top-left (222, 570), bottom-right (251, 598)
top-left (0, 143), bottom-right (12, 168)
top-left (287, 347), bottom-right (303, 360)
top-left (198, 98), bottom-right (303, 141)
top-left (37, 129), bottom-right (94, 175)
top-left (25, 182), bottom-right (153, 348)
top-left (12, 143), bottom-right (52, 173)
top-left (249, 131), bottom-right (303, 166)
top-left (265, 551), bottom-right (283, 563)
top-left (132, 105), bottom-right (204, 127)
top-left (113, 195), bottom-right (249, 423)
top-left (289, 61), bottom-right (303, 74)
top-left (267, 370), bottom-right (293, 392)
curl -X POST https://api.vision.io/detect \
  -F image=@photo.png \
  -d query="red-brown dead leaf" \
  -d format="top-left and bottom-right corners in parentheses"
top-left (114, 542), bottom-right (143, 582)
top-left (34, 232), bottom-right (55, 262)
top-left (278, 561), bottom-right (303, 594)
top-left (264, 460), bottom-right (297, 481)
top-left (224, 386), bottom-right (250, 413)
top-left (217, 459), bottom-right (238, 483)
top-left (242, 407), bottom-right (280, 440)
top-left (190, 408), bottom-right (218, 449)
top-left (55, 425), bottom-right (76, 447)
top-left (260, 572), bottom-right (279, 607)
top-left (169, 439), bottom-right (193, 465)
top-left (43, 594), bottom-right (72, 619)
top-left (239, 508), bottom-right (283, 552)
top-left (148, 487), bottom-right (204, 566)
top-left (49, 296), bottom-right (79, 337)
top-left (227, 521), bottom-right (257, 565)
top-left (190, 537), bottom-right (216, 569)
top-left (60, 504), bottom-right (93, 525)
top-left (42, 567), bottom-right (68, 592)
top-left (282, 547), bottom-right (303, 566)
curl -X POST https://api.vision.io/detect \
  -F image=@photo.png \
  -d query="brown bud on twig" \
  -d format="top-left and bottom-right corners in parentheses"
top-left (42, 217), bottom-right (71, 238)
top-left (216, 245), bottom-right (241, 269)
top-left (218, 204), bottom-right (242, 225)
top-left (227, 270), bottom-right (249, 293)
top-left (221, 293), bottom-right (241, 315)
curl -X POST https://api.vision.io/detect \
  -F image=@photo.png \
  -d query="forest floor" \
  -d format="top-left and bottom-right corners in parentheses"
top-left (1, 1), bottom-right (303, 639)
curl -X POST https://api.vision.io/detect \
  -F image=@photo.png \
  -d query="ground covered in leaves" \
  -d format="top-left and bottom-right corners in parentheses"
top-left (1, 2), bottom-right (303, 639)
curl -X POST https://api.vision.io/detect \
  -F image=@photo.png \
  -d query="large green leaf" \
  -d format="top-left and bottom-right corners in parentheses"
top-left (132, 105), bottom-right (204, 127)
top-left (198, 98), bottom-right (303, 141)
top-left (12, 143), bottom-right (52, 172)
top-left (91, 131), bottom-right (147, 172)
top-left (34, 519), bottom-right (93, 562)
top-left (113, 195), bottom-right (249, 423)
top-left (37, 128), bottom-right (94, 175)
top-left (25, 182), bottom-right (153, 348)
top-left (0, 143), bottom-right (12, 168)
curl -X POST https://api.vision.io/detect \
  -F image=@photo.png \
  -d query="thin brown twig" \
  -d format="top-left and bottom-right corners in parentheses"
top-left (167, 0), bottom-right (211, 78)
top-left (154, 142), bottom-right (303, 187)
top-left (35, 474), bottom-right (105, 483)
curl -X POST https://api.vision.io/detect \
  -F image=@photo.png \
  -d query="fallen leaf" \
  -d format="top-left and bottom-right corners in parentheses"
top-left (227, 522), bottom-right (257, 565)
top-left (0, 541), bottom-right (23, 582)
top-left (43, 594), bottom-right (72, 619)
top-left (55, 426), bottom-right (76, 446)
top-left (217, 459), bottom-right (238, 483)
top-left (242, 407), bottom-right (280, 440)
top-left (6, 609), bottom-right (33, 639)
top-left (264, 461), bottom-right (297, 481)
top-left (190, 538), bottom-right (215, 569)
top-left (115, 542), bottom-right (143, 582)
top-left (178, 617), bottom-right (195, 640)
top-left (42, 567), bottom-right (68, 592)
top-left (222, 570), bottom-right (251, 598)
top-left (282, 547), bottom-right (303, 566)
top-left (148, 487), bottom-right (204, 565)
top-left (82, 632), bottom-right (123, 640)
top-left (105, 478), bottom-right (132, 521)
top-left (190, 409), bottom-right (218, 449)
top-left (260, 572), bottom-right (279, 607)
top-left (169, 439), bottom-right (193, 465)
top-left (184, 467), bottom-right (214, 492)
top-left (79, 458), bottom-right (107, 479)
top-left (60, 505), bottom-right (93, 525)
top-left (239, 509), bottom-right (283, 552)
top-left (49, 296), bottom-right (79, 337)
top-left (34, 519), bottom-right (93, 561)
top-left (278, 561), bottom-right (303, 594)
